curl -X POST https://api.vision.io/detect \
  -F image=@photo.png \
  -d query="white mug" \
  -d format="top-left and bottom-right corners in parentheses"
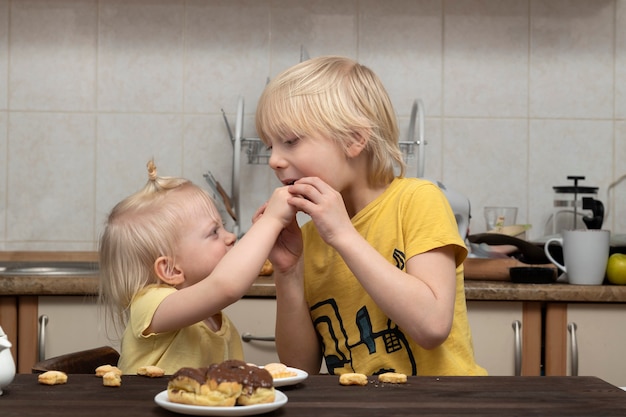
top-left (544, 229), bottom-right (610, 285)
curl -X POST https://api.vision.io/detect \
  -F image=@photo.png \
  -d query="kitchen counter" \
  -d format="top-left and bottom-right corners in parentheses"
top-left (1, 252), bottom-right (626, 302)
top-left (3, 272), bottom-right (626, 302)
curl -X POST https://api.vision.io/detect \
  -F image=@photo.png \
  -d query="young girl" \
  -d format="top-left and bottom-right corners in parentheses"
top-left (99, 160), bottom-right (295, 374)
top-left (255, 56), bottom-right (487, 376)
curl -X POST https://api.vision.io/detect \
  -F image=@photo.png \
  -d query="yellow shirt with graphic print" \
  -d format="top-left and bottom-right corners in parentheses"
top-left (302, 177), bottom-right (487, 376)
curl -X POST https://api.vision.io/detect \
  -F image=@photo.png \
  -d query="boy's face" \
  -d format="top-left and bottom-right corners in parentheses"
top-left (174, 207), bottom-right (236, 287)
top-left (267, 132), bottom-right (351, 190)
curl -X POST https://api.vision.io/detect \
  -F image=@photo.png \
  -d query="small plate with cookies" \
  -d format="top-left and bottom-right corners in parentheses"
top-left (261, 363), bottom-right (308, 387)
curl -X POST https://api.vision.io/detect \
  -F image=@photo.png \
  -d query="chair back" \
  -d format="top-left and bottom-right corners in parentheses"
top-left (32, 346), bottom-right (120, 374)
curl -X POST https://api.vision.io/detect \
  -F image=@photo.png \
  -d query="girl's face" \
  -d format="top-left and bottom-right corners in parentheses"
top-left (174, 206), bottom-right (236, 287)
top-left (267, 131), bottom-right (350, 189)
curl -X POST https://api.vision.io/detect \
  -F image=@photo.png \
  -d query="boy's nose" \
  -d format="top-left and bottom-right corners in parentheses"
top-left (268, 149), bottom-right (286, 170)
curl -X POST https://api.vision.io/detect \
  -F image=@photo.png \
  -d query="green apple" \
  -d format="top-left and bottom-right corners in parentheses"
top-left (606, 253), bottom-right (626, 285)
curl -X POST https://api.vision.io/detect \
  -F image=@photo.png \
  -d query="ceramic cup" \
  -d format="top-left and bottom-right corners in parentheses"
top-left (544, 229), bottom-right (610, 285)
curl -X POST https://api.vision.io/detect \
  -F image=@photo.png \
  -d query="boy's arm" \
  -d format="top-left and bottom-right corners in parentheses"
top-left (274, 259), bottom-right (323, 374)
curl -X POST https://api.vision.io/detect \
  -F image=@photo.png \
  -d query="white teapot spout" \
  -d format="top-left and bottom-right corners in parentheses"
top-left (0, 326), bottom-right (16, 395)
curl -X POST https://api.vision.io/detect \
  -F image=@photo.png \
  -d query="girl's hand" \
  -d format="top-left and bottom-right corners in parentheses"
top-left (287, 177), bottom-right (353, 247)
top-left (253, 192), bottom-right (302, 273)
top-left (262, 186), bottom-right (298, 228)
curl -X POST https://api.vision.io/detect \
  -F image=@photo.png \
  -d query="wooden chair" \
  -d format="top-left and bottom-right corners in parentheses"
top-left (31, 346), bottom-right (120, 374)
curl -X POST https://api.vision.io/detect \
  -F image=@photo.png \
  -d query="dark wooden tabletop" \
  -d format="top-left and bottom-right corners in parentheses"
top-left (2, 374), bottom-right (625, 416)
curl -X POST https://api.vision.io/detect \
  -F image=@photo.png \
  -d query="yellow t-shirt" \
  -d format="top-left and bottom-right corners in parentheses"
top-left (303, 177), bottom-right (487, 376)
top-left (118, 285), bottom-right (244, 375)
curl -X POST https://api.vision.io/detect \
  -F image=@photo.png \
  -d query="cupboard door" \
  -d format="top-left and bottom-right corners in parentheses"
top-left (467, 301), bottom-right (541, 376)
top-left (38, 296), bottom-right (120, 360)
top-left (565, 304), bottom-right (626, 387)
top-left (223, 298), bottom-right (279, 365)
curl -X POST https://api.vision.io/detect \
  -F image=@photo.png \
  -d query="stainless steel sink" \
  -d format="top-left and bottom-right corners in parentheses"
top-left (0, 261), bottom-right (99, 276)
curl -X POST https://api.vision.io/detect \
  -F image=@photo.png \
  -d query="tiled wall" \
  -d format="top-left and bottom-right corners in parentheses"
top-left (0, 0), bottom-right (625, 251)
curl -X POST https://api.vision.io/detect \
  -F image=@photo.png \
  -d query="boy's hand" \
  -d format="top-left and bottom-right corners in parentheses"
top-left (287, 177), bottom-right (352, 247)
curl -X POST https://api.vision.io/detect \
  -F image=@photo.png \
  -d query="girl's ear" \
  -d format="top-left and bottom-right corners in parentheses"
top-left (346, 129), bottom-right (369, 158)
top-left (154, 256), bottom-right (185, 286)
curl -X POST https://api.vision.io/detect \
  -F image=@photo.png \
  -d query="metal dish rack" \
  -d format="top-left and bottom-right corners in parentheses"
top-left (219, 96), bottom-right (267, 236)
top-left (219, 96), bottom-right (427, 236)
top-left (400, 99), bottom-right (426, 177)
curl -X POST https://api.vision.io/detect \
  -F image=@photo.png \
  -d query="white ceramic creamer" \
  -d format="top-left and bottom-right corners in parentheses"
top-left (0, 325), bottom-right (16, 395)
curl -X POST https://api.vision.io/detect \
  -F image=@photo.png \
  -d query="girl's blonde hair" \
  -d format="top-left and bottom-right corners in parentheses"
top-left (256, 55), bottom-right (405, 186)
top-left (98, 160), bottom-right (220, 330)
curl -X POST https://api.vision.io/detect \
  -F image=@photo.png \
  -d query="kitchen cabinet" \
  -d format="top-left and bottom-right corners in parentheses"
top-left (545, 303), bottom-right (626, 387)
top-left (223, 298), bottom-right (279, 366)
top-left (0, 295), bottom-right (119, 373)
top-left (466, 301), bottom-right (542, 376)
top-left (37, 296), bottom-right (120, 361)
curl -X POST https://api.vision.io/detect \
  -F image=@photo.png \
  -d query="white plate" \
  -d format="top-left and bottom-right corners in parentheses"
top-left (154, 390), bottom-right (287, 416)
top-left (271, 367), bottom-right (308, 387)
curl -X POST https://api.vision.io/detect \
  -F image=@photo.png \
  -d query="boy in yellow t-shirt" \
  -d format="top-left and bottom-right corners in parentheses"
top-left (254, 55), bottom-right (487, 376)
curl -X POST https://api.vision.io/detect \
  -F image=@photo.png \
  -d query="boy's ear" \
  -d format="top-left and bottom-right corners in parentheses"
top-left (346, 129), bottom-right (369, 158)
top-left (154, 256), bottom-right (185, 286)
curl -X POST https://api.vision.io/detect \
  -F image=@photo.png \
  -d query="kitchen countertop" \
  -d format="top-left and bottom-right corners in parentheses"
top-left (3, 274), bottom-right (626, 302)
top-left (2, 252), bottom-right (626, 302)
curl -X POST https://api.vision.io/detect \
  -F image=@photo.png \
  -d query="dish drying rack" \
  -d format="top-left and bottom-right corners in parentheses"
top-left (214, 96), bottom-right (427, 236)
top-left (400, 99), bottom-right (427, 178)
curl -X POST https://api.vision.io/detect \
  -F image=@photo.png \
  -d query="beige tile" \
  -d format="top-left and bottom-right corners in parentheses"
top-left (94, 113), bottom-right (184, 233)
top-left (185, 0), bottom-right (270, 115)
top-left (360, 0), bottom-right (443, 117)
top-left (528, 119), bottom-right (614, 239)
top-left (0, 111), bottom-right (6, 246)
top-left (443, 118), bottom-right (528, 234)
top-left (7, 112), bottom-right (96, 243)
top-left (98, 0), bottom-right (184, 112)
top-left (270, 0), bottom-right (357, 78)
top-left (9, 0), bottom-right (97, 111)
top-left (444, 0), bottom-right (529, 117)
top-left (530, 0), bottom-right (614, 119)
top-left (616, 0), bottom-right (626, 119)
top-left (612, 121), bottom-right (626, 234)
top-left (0, 0), bottom-right (7, 110)
top-left (183, 114), bottom-right (233, 190)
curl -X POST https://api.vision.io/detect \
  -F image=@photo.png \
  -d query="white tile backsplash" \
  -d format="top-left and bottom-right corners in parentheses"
top-left (530, 0), bottom-right (615, 119)
top-left (1, 0), bottom-right (625, 249)
top-left (444, 0), bottom-right (529, 118)
top-left (0, 0), bottom-right (8, 111)
top-left (98, 0), bottom-right (184, 113)
top-left (9, 0), bottom-right (97, 112)
top-left (7, 112), bottom-right (96, 248)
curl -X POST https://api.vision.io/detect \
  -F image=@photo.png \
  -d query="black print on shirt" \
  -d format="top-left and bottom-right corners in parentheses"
top-left (310, 248), bottom-right (416, 375)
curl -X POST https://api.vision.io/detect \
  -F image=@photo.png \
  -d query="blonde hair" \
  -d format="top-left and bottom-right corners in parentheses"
top-left (98, 160), bottom-right (220, 330)
top-left (256, 55), bottom-right (405, 186)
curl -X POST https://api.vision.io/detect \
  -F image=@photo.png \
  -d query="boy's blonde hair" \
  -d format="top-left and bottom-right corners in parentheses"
top-left (256, 55), bottom-right (405, 186)
top-left (98, 160), bottom-right (220, 330)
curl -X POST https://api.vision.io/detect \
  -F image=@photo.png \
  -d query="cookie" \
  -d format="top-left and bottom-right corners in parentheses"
top-left (137, 365), bottom-right (165, 378)
top-left (339, 372), bottom-right (368, 386)
top-left (95, 364), bottom-right (122, 377)
top-left (38, 370), bottom-right (68, 385)
top-left (102, 370), bottom-right (122, 387)
top-left (378, 372), bottom-right (407, 384)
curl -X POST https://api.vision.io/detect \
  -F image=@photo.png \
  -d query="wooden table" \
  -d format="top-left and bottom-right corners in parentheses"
top-left (2, 374), bottom-right (625, 416)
